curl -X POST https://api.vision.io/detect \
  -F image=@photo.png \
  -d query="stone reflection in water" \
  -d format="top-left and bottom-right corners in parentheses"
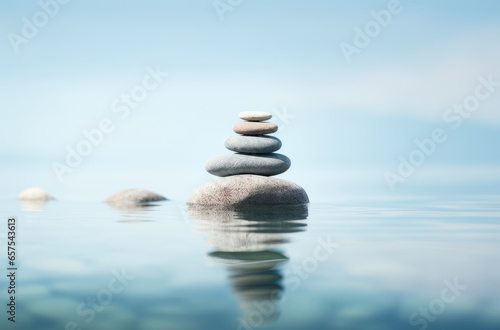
top-left (20, 200), bottom-right (50, 211)
top-left (189, 204), bottom-right (308, 327)
top-left (107, 202), bottom-right (160, 223)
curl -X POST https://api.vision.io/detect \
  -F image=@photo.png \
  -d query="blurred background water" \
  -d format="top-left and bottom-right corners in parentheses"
top-left (0, 198), bottom-right (499, 329)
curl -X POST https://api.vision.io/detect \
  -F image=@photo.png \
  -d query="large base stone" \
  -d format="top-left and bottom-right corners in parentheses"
top-left (188, 175), bottom-right (309, 206)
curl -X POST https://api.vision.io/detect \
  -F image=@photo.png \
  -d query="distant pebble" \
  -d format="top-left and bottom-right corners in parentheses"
top-left (18, 187), bottom-right (54, 201)
top-left (105, 189), bottom-right (167, 204)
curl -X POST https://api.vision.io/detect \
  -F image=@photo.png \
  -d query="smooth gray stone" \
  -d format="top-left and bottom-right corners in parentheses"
top-left (225, 135), bottom-right (282, 154)
top-left (205, 153), bottom-right (291, 177)
top-left (188, 175), bottom-right (309, 206)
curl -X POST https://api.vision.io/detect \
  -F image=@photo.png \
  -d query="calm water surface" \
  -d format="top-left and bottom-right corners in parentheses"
top-left (1, 198), bottom-right (499, 330)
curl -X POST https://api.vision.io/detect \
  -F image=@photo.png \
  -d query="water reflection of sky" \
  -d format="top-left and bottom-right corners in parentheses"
top-left (0, 198), bottom-right (499, 329)
top-left (189, 205), bottom-right (309, 328)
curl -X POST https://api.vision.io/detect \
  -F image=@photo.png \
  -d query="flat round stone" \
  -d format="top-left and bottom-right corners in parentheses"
top-left (105, 189), bottom-right (167, 205)
top-left (18, 187), bottom-right (54, 201)
top-left (239, 111), bottom-right (272, 122)
top-left (225, 135), bottom-right (282, 154)
top-left (205, 153), bottom-right (290, 177)
top-left (188, 175), bottom-right (309, 206)
top-left (233, 122), bottom-right (278, 135)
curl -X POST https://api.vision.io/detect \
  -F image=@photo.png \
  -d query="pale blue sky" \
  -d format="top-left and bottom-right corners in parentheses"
top-left (1, 0), bottom-right (499, 201)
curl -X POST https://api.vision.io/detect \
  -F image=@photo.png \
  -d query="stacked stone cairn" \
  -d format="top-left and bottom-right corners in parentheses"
top-left (188, 111), bottom-right (309, 206)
